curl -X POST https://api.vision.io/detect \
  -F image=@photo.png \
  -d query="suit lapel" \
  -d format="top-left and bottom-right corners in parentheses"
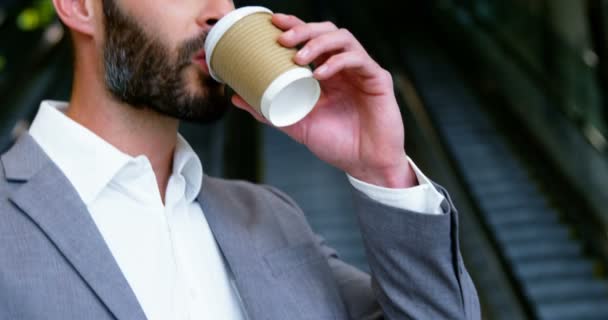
top-left (197, 179), bottom-right (260, 319)
top-left (197, 177), bottom-right (347, 320)
top-left (198, 177), bottom-right (292, 320)
top-left (2, 135), bottom-right (147, 320)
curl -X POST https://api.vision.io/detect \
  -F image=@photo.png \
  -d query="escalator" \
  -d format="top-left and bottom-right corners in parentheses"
top-left (400, 39), bottom-right (608, 319)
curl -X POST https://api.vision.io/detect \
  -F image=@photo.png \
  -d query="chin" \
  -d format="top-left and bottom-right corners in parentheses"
top-left (185, 67), bottom-right (221, 96)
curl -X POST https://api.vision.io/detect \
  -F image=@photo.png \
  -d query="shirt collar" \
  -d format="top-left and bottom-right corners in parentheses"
top-left (174, 135), bottom-right (203, 203)
top-left (29, 100), bottom-right (203, 205)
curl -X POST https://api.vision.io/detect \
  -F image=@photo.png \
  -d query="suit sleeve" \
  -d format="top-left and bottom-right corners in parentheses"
top-left (265, 183), bottom-right (480, 319)
top-left (346, 183), bottom-right (481, 319)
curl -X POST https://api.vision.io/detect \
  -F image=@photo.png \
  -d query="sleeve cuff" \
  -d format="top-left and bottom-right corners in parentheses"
top-left (347, 157), bottom-right (445, 215)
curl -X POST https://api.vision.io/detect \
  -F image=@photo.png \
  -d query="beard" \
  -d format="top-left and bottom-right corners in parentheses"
top-left (101, 0), bottom-right (230, 123)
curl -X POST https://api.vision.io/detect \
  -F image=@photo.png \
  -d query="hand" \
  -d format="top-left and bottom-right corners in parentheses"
top-left (231, 13), bottom-right (417, 188)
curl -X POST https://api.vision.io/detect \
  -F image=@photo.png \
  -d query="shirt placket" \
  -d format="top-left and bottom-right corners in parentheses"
top-left (163, 174), bottom-right (194, 320)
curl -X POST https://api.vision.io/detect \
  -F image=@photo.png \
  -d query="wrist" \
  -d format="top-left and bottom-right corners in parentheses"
top-left (347, 153), bottom-right (418, 189)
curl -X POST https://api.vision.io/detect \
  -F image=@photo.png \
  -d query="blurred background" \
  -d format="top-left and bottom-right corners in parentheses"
top-left (2, 0), bottom-right (608, 319)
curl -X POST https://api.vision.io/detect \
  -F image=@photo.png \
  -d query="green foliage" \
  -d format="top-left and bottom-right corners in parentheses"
top-left (17, 0), bottom-right (56, 31)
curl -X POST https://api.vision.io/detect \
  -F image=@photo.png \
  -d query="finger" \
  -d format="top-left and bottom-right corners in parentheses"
top-left (314, 51), bottom-right (379, 80)
top-left (294, 29), bottom-right (358, 66)
top-left (231, 95), bottom-right (271, 125)
top-left (278, 21), bottom-right (339, 48)
top-left (272, 13), bottom-right (305, 31)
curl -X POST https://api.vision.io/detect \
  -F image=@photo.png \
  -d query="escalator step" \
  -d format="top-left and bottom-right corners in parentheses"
top-left (477, 194), bottom-right (550, 212)
top-left (525, 278), bottom-right (608, 304)
top-left (514, 258), bottom-right (596, 281)
top-left (503, 240), bottom-right (582, 262)
top-left (496, 224), bottom-right (570, 243)
top-left (469, 180), bottom-right (538, 199)
top-left (536, 299), bottom-right (608, 320)
top-left (485, 209), bottom-right (560, 228)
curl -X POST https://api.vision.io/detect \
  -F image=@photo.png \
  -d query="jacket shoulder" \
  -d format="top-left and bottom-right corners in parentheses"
top-left (202, 175), bottom-right (304, 214)
top-left (0, 151), bottom-right (13, 196)
top-left (201, 175), bottom-right (316, 244)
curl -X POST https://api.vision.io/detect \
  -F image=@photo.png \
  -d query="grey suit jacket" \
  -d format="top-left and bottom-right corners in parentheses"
top-left (0, 134), bottom-right (480, 320)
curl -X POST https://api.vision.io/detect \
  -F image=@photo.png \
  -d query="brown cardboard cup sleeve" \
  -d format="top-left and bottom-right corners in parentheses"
top-left (205, 6), bottom-right (321, 127)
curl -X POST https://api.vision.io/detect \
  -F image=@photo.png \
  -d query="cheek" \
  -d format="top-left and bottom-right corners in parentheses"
top-left (126, 3), bottom-right (199, 49)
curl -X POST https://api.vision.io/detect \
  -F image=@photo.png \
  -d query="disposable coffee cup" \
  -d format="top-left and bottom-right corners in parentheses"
top-left (205, 6), bottom-right (321, 127)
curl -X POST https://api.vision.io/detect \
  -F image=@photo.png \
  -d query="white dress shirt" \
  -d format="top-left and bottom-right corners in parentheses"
top-left (28, 100), bottom-right (445, 320)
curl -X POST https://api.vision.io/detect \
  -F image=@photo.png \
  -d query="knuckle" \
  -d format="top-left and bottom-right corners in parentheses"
top-left (338, 28), bottom-right (352, 37)
top-left (379, 68), bottom-right (393, 81)
top-left (312, 33), bottom-right (330, 46)
top-left (303, 41), bottom-right (318, 53)
top-left (323, 21), bottom-right (338, 30)
top-left (327, 54), bottom-right (343, 65)
top-left (292, 25), bottom-right (308, 37)
top-left (351, 51), bottom-right (365, 62)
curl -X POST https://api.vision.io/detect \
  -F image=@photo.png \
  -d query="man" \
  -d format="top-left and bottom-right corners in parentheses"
top-left (0, 0), bottom-right (480, 319)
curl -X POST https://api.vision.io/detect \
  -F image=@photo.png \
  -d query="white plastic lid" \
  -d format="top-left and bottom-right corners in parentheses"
top-left (261, 67), bottom-right (321, 127)
top-left (204, 6), bottom-right (273, 82)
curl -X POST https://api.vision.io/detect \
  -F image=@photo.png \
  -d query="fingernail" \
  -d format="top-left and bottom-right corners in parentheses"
top-left (297, 48), bottom-right (309, 59)
top-left (315, 65), bottom-right (328, 76)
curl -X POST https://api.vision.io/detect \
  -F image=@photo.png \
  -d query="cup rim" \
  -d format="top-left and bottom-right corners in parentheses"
top-left (204, 6), bottom-right (274, 82)
top-left (261, 67), bottom-right (320, 127)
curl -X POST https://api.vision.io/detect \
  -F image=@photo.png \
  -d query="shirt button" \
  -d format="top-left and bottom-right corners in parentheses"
top-left (189, 288), bottom-right (198, 298)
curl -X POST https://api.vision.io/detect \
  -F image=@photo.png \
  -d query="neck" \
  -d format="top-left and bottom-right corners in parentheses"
top-left (66, 48), bottom-right (178, 202)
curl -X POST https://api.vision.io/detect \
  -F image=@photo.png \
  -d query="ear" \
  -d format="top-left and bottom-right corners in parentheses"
top-left (52, 0), bottom-right (97, 36)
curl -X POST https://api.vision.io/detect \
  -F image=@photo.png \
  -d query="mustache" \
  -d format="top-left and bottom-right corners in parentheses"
top-left (177, 32), bottom-right (208, 68)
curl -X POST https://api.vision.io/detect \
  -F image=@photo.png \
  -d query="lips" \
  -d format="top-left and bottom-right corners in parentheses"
top-left (193, 50), bottom-right (210, 74)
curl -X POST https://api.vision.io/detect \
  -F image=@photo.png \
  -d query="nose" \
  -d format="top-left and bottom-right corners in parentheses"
top-left (196, 0), bottom-right (235, 29)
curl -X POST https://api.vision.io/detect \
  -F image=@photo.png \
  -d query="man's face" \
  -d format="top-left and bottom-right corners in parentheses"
top-left (101, 0), bottom-right (233, 123)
